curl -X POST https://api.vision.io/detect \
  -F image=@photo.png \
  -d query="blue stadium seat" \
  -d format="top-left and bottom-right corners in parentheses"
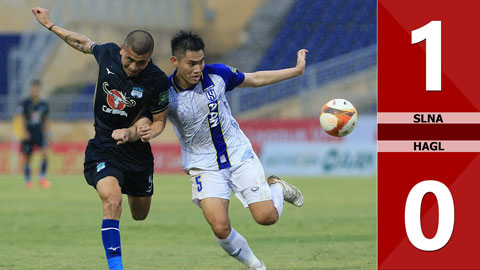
top-left (257, 0), bottom-right (376, 72)
top-left (237, 0), bottom-right (376, 112)
top-left (0, 34), bottom-right (21, 96)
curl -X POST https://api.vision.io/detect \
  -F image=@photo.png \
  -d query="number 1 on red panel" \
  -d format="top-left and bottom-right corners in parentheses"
top-left (411, 21), bottom-right (442, 91)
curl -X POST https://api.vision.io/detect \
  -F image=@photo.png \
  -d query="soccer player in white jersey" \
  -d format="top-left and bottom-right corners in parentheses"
top-left (167, 31), bottom-right (307, 270)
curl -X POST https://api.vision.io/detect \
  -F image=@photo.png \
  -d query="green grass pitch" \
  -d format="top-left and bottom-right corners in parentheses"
top-left (0, 174), bottom-right (376, 270)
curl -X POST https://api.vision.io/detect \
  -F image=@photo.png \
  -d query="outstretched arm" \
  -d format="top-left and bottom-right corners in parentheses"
top-left (32, 7), bottom-right (95, 54)
top-left (238, 49), bottom-right (308, 88)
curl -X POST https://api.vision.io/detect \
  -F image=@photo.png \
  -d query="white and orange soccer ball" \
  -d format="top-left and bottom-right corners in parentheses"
top-left (319, 98), bottom-right (358, 137)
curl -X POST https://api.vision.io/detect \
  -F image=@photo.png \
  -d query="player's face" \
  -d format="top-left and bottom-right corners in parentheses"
top-left (120, 44), bottom-right (151, 77)
top-left (30, 84), bottom-right (40, 100)
top-left (172, 50), bottom-right (205, 88)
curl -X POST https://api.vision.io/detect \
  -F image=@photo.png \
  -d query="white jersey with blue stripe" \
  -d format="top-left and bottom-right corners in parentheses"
top-left (168, 64), bottom-right (254, 171)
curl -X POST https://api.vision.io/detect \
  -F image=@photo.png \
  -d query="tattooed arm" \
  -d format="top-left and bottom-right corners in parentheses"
top-left (32, 7), bottom-right (94, 54)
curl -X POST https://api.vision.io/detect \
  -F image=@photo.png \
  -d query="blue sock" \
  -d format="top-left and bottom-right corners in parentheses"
top-left (101, 219), bottom-right (123, 270)
top-left (40, 159), bottom-right (47, 179)
top-left (24, 164), bottom-right (31, 182)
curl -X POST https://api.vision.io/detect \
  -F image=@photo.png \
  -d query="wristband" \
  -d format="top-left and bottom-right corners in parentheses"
top-left (48, 24), bottom-right (55, 31)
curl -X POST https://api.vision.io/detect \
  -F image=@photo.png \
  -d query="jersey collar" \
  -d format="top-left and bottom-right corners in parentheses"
top-left (170, 69), bottom-right (198, 92)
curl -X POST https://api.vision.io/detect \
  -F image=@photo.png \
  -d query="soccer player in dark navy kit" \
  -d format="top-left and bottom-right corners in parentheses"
top-left (33, 7), bottom-right (169, 270)
top-left (19, 79), bottom-right (51, 189)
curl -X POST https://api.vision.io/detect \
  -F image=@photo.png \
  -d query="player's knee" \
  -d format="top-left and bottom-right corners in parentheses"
top-left (254, 211), bottom-right (278, 226)
top-left (211, 223), bottom-right (231, 239)
top-left (253, 207), bottom-right (278, 226)
top-left (249, 201), bottom-right (279, 225)
top-left (131, 211), bottom-right (148, 221)
top-left (131, 214), bottom-right (147, 221)
top-left (103, 196), bottom-right (122, 212)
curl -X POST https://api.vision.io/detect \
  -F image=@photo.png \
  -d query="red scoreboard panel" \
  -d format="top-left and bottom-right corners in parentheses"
top-left (378, 1), bottom-right (480, 269)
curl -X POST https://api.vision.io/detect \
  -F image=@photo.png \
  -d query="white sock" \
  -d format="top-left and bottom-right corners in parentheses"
top-left (216, 228), bottom-right (263, 268)
top-left (270, 183), bottom-right (284, 217)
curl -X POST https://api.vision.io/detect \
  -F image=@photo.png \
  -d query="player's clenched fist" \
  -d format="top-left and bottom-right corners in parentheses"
top-left (137, 123), bottom-right (152, 142)
top-left (112, 128), bottom-right (130, 145)
top-left (31, 7), bottom-right (54, 29)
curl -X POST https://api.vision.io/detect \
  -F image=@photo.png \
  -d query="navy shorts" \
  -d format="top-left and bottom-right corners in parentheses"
top-left (21, 133), bottom-right (46, 155)
top-left (84, 160), bottom-right (154, 197)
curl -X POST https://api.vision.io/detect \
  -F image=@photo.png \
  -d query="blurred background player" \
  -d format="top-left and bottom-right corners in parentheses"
top-left (32, 6), bottom-right (169, 270)
top-left (167, 31), bottom-right (306, 270)
top-left (18, 79), bottom-right (50, 189)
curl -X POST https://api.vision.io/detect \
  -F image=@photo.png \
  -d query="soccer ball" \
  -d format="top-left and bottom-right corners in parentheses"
top-left (319, 98), bottom-right (358, 137)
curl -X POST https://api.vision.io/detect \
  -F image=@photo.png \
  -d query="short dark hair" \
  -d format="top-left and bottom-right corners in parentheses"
top-left (171, 30), bottom-right (205, 58)
top-left (31, 79), bottom-right (41, 86)
top-left (124, 30), bottom-right (154, 55)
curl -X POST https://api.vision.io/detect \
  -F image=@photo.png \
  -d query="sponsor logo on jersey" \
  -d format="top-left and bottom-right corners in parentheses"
top-left (208, 102), bottom-right (220, 128)
top-left (31, 111), bottom-right (41, 124)
top-left (205, 86), bottom-right (217, 102)
top-left (227, 65), bottom-right (239, 74)
top-left (207, 100), bottom-right (231, 169)
top-left (131, 87), bottom-right (144, 98)
top-left (158, 92), bottom-right (168, 105)
top-left (102, 82), bottom-right (136, 117)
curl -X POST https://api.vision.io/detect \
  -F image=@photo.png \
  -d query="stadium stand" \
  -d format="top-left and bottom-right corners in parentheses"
top-left (0, 35), bottom-right (20, 96)
top-left (257, 0), bottom-right (376, 71)
top-left (228, 0), bottom-right (377, 115)
top-left (1, 0), bottom-right (262, 121)
top-left (0, 0), bottom-right (376, 120)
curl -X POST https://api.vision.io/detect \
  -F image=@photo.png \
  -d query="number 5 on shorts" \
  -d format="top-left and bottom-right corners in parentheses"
top-left (195, 176), bottom-right (202, 192)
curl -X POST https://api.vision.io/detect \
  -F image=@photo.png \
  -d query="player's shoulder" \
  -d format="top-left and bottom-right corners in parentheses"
top-left (147, 63), bottom-right (168, 79)
top-left (204, 63), bottom-right (231, 73)
top-left (92, 42), bottom-right (119, 51)
top-left (145, 63), bottom-right (169, 92)
top-left (205, 63), bottom-right (241, 79)
top-left (20, 97), bottom-right (32, 106)
top-left (92, 42), bottom-right (120, 61)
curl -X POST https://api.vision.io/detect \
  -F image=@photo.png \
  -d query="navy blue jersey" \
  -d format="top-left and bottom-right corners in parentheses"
top-left (19, 98), bottom-right (48, 133)
top-left (86, 42), bottom-right (169, 167)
